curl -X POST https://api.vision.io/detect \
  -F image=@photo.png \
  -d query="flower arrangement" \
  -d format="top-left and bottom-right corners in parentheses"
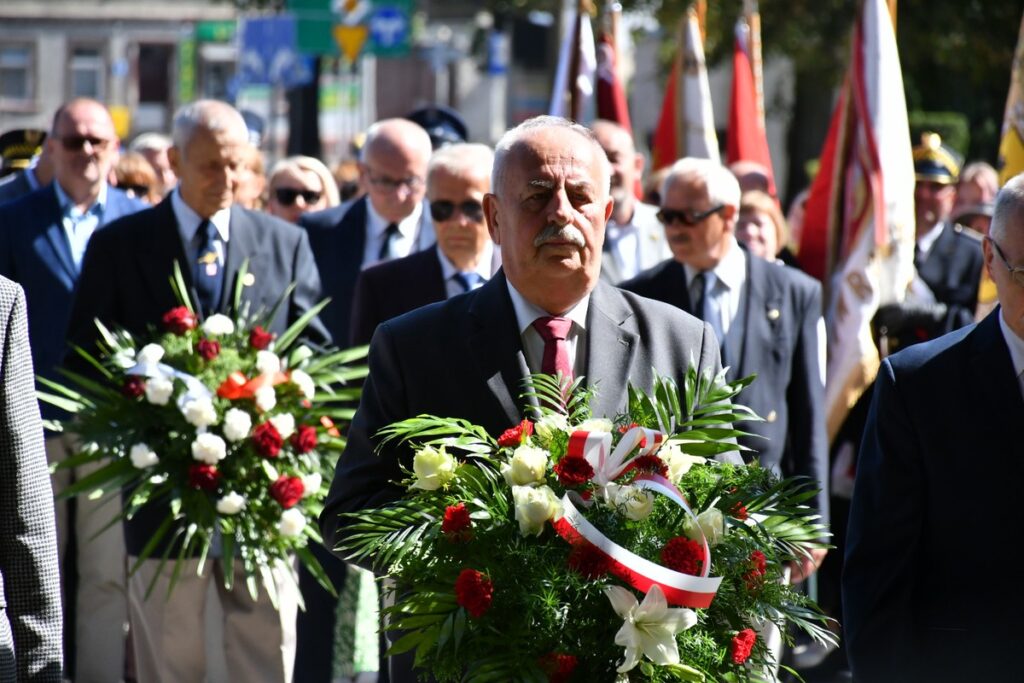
top-left (41, 265), bottom-right (367, 600)
top-left (339, 370), bottom-right (835, 681)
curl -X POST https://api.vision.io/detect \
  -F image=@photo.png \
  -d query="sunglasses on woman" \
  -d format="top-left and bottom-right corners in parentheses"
top-left (429, 199), bottom-right (484, 222)
top-left (274, 188), bottom-right (322, 206)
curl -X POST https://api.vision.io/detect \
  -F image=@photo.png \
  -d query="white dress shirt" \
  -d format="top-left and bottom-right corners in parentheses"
top-left (916, 221), bottom-right (945, 260)
top-left (363, 199), bottom-right (424, 267)
top-left (506, 282), bottom-right (589, 377)
top-left (172, 189), bottom-right (230, 267)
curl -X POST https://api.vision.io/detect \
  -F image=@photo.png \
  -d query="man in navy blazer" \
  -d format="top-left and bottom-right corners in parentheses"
top-left (301, 118), bottom-right (435, 345)
top-left (843, 174), bottom-right (1024, 682)
top-left (619, 158), bottom-right (829, 568)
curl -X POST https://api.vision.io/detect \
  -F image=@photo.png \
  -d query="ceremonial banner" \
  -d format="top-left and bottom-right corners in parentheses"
top-left (549, 6), bottom-right (597, 122)
top-left (998, 11), bottom-right (1024, 185)
top-left (800, 0), bottom-right (916, 440)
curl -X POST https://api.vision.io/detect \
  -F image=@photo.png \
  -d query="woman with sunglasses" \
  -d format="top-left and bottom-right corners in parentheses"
top-left (265, 155), bottom-right (340, 224)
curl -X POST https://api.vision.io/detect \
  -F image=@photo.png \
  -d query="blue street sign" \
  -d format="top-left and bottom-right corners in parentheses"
top-left (369, 3), bottom-right (410, 57)
top-left (239, 15), bottom-right (315, 89)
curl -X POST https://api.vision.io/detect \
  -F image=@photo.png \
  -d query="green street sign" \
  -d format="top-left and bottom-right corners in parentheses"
top-left (196, 20), bottom-right (236, 43)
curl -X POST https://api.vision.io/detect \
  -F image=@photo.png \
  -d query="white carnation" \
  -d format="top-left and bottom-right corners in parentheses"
top-left (279, 508), bottom-right (307, 537)
top-left (144, 375), bottom-right (174, 405)
top-left (129, 443), bottom-right (159, 469)
top-left (255, 350), bottom-right (281, 375)
top-left (216, 491), bottom-right (247, 515)
top-left (191, 432), bottom-right (227, 464)
top-left (137, 343), bottom-right (165, 365)
top-left (182, 397), bottom-right (218, 429)
top-left (576, 418), bottom-right (614, 433)
top-left (222, 408), bottom-right (252, 442)
top-left (201, 314), bottom-right (235, 336)
top-left (269, 413), bottom-right (296, 439)
top-left (290, 369), bottom-right (315, 400)
top-left (254, 385), bottom-right (277, 412)
top-left (300, 472), bottom-right (322, 497)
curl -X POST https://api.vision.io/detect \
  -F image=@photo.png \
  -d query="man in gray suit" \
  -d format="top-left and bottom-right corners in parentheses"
top-left (0, 275), bottom-right (62, 682)
top-left (320, 116), bottom-right (722, 680)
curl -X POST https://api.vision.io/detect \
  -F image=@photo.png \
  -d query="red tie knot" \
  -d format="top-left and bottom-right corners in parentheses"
top-left (532, 316), bottom-right (572, 342)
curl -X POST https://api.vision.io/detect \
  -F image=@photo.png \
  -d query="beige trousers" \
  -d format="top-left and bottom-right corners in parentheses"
top-left (127, 557), bottom-right (298, 683)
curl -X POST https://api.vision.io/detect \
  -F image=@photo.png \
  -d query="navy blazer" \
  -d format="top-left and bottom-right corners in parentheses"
top-left (0, 171), bottom-right (34, 207)
top-left (917, 221), bottom-right (984, 332)
top-left (843, 310), bottom-right (1023, 682)
top-left (0, 183), bottom-right (145, 389)
top-left (620, 254), bottom-right (829, 520)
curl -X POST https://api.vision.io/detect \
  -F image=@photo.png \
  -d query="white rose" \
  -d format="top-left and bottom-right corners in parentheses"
top-left (268, 413), bottom-right (296, 440)
top-left (279, 508), bottom-right (307, 537)
top-left (129, 443), bottom-right (159, 469)
top-left (659, 443), bottom-right (706, 483)
top-left (686, 507), bottom-right (726, 546)
top-left (137, 343), bottom-right (165, 365)
top-left (191, 432), bottom-right (227, 464)
top-left (222, 408), bottom-right (252, 442)
top-left (410, 445), bottom-right (457, 491)
top-left (216, 491), bottom-right (247, 515)
top-left (576, 418), bottom-right (614, 433)
top-left (201, 314), bottom-right (236, 336)
top-left (255, 350), bottom-right (281, 375)
top-left (607, 483), bottom-right (655, 521)
top-left (300, 472), bottom-right (322, 498)
top-left (182, 396), bottom-right (218, 429)
top-left (254, 385), bottom-right (277, 412)
top-left (501, 445), bottom-right (548, 486)
top-left (289, 369), bottom-right (315, 400)
top-left (512, 485), bottom-right (562, 536)
top-left (144, 375), bottom-right (174, 405)
top-left (534, 413), bottom-right (570, 447)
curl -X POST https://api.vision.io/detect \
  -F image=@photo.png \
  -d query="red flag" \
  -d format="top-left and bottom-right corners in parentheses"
top-left (651, 56), bottom-right (680, 171)
top-left (596, 33), bottom-right (632, 133)
top-left (727, 17), bottom-right (777, 198)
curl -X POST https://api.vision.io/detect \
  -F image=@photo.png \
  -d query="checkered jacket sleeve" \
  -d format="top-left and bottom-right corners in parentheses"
top-left (0, 276), bottom-right (62, 681)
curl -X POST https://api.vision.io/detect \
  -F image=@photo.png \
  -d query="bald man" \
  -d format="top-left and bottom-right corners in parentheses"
top-left (301, 118), bottom-right (436, 344)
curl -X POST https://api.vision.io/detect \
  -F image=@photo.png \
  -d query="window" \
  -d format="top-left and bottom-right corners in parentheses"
top-left (68, 45), bottom-right (106, 100)
top-left (0, 43), bottom-right (34, 107)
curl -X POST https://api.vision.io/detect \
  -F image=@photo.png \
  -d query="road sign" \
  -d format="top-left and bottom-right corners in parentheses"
top-left (239, 16), bottom-right (314, 89)
top-left (333, 25), bottom-right (369, 62)
top-left (369, 2), bottom-right (411, 57)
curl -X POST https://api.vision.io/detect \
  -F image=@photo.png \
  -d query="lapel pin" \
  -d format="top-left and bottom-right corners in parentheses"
top-left (767, 308), bottom-right (780, 321)
top-left (766, 410), bottom-right (777, 423)
top-left (242, 273), bottom-right (256, 287)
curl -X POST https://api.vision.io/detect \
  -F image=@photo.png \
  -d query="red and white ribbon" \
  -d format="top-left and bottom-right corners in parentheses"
top-left (567, 426), bottom-right (665, 487)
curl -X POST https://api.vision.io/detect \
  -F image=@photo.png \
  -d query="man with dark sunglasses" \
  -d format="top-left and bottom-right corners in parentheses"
top-left (0, 97), bottom-right (146, 681)
top-left (349, 143), bottom-right (499, 347)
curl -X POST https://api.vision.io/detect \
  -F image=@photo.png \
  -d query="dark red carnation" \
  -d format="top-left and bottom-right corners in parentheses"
top-left (442, 502), bottom-right (473, 541)
top-left (538, 653), bottom-right (578, 683)
top-left (290, 425), bottom-right (318, 454)
top-left (249, 325), bottom-right (274, 350)
top-left (188, 464), bottom-right (221, 491)
top-left (554, 455), bottom-right (594, 488)
top-left (661, 536), bottom-right (705, 576)
top-left (618, 422), bottom-right (641, 434)
top-left (162, 306), bottom-right (197, 335)
top-left (251, 422), bottom-right (283, 458)
top-left (744, 550), bottom-right (768, 591)
top-left (269, 475), bottom-right (305, 509)
top-left (122, 375), bottom-right (146, 399)
top-left (197, 339), bottom-right (221, 361)
top-left (730, 628), bottom-right (757, 664)
top-left (627, 454), bottom-right (669, 477)
top-left (454, 568), bottom-right (493, 618)
top-left (730, 501), bottom-right (749, 520)
top-left (567, 541), bottom-right (611, 579)
top-left (497, 419), bottom-right (534, 447)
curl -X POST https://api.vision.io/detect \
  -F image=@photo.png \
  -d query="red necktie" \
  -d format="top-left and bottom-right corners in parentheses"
top-left (532, 316), bottom-right (573, 380)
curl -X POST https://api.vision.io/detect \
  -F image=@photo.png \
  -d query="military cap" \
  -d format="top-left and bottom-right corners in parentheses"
top-left (0, 128), bottom-right (46, 172)
top-left (405, 105), bottom-right (468, 150)
top-left (912, 132), bottom-right (962, 184)
top-left (239, 109), bottom-right (266, 147)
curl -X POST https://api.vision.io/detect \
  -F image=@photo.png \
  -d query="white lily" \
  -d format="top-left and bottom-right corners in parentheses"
top-left (604, 584), bottom-right (698, 673)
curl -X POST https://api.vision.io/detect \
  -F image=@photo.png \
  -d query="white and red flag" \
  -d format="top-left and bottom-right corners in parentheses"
top-left (549, 4), bottom-right (597, 122)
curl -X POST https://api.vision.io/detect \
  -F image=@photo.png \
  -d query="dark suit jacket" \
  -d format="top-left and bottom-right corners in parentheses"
top-left (843, 309), bottom-right (1022, 682)
top-left (301, 196), bottom-right (433, 346)
top-left (349, 247), bottom-right (447, 346)
top-left (0, 183), bottom-right (145, 392)
top-left (320, 272), bottom-right (723, 548)
top-left (67, 196), bottom-right (328, 556)
top-left (0, 171), bottom-right (34, 207)
top-left (620, 255), bottom-right (829, 520)
top-left (917, 221), bottom-right (984, 332)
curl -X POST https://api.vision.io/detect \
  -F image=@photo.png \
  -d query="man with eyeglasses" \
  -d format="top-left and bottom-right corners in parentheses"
top-left (349, 143), bottom-right (499, 347)
top-left (843, 174), bottom-right (1024, 682)
top-left (0, 97), bottom-right (146, 682)
top-left (301, 118), bottom-right (435, 345)
top-left (620, 158), bottom-right (829, 574)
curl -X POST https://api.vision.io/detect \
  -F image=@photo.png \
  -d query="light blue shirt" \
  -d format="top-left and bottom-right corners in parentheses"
top-left (684, 236), bottom-right (747, 343)
top-left (54, 181), bottom-right (107, 269)
top-left (438, 242), bottom-right (497, 299)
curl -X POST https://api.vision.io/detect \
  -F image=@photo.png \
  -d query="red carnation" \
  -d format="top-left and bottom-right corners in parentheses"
top-left (249, 325), bottom-right (274, 350)
top-left (744, 550), bottom-right (768, 591)
top-left (188, 464), bottom-right (221, 491)
top-left (661, 536), bottom-right (705, 576)
top-left (497, 419), bottom-right (534, 447)
top-left (290, 425), bottom-right (318, 454)
top-left (730, 628), bottom-right (757, 664)
top-left (162, 306), bottom-right (197, 335)
top-left (618, 422), bottom-right (641, 433)
top-left (454, 569), bottom-right (493, 618)
top-left (122, 376), bottom-right (146, 399)
top-left (554, 455), bottom-right (594, 488)
top-left (197, 339), bottom-right (221, 361)
top-left (567, 541), bottom-right (611, 579)
top-left (538, 653), bottom-right (578, 683)
top-left (251, 422), bottom-right (283, 458)
top-left (627, 454), bottom-right (669, 477)
top-left (269, 475), bottom-right (305, 509)
top-left (730, 501), bottom-right (749, 521)
top-left (442, 502), bottom-right (473, 541)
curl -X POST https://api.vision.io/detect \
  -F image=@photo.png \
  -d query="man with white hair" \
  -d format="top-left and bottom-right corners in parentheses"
top-left (68, 99), bottom-right (326, 683)
top-left (128, 131), bottom-right (177, 197)
top-left (844, 173), bottom-right (1024, 682)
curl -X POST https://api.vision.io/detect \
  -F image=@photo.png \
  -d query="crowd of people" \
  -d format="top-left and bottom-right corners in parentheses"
top-left (0, 92), bottom-right (1014, 683)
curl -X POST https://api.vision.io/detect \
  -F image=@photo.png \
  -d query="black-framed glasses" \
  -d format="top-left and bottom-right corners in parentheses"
top-left (657, 205), bottom-right (725, 226)
top-left (988, 237), bottom-right (1024, 287)
top-left (274, 187), bottom-right (322, 206)
top-left (430, 199), bottom-right (484, 222)
top-left (366, 171), bottom-right (424, 192)
top-left (58, 135), bottom-right (111, 152)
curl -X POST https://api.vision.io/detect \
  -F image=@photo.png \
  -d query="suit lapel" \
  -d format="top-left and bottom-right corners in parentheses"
top-left (425, 249), bottom-right (448, 301)
top-left (137, 199), bottom-right (190, 304)
top-left (734, 256), bottom-right (781, 380)
top-left (39, 186), bottom-right (78, 281)
top-left (223, 206), bottom-right (266, 311)
top-left (968, 311), bottom-right (1024, 453)
top-left (585, 282), bottom-right (639, 419)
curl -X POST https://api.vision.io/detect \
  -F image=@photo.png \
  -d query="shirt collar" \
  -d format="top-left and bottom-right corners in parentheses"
top-left (437, 242), bottom-right (495, 282)
top-left (24, 166), bottom-right (40, 191)
top-left (999, 308), bottom-right (1024, 381)
top-left (917, 221), bottom-right (945, 254)
top-left (54, 180), bottom-right (107, 218)
top-left (171, 188), bottom-right (231, 242)
top-left (366, 195), bottom-right (424, 239)
top-left (506, 280), bottom-right (589, 336)
top-left (683, 236), bottom-right (747, 291)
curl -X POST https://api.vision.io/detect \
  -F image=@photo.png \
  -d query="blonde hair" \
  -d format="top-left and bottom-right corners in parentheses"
top-left (267, 155), bottom-right (340, 208)
top-left (739, 190), bottom-right (789, 254)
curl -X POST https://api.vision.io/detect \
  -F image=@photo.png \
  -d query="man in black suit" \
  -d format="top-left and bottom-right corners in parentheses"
top-left (301, 118), bottom-right (434, 345)
top-left (349, 142), bottom-right (499, 346)
top-left (843, 174), bottom-right (1024, 682)
top-left (620, 158), bottom-right (829, 576)
top-left (67, 99), bottom-right (324, 683)
top-left (321, 116), bottom-right (725, 682)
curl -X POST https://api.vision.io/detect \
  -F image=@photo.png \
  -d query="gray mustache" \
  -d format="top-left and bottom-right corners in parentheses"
top-left (533, 223), bottom-right (586, 248)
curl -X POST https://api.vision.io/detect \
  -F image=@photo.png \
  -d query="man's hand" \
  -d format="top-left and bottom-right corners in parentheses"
top-left (788, 547), bottom-right (828, 584)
